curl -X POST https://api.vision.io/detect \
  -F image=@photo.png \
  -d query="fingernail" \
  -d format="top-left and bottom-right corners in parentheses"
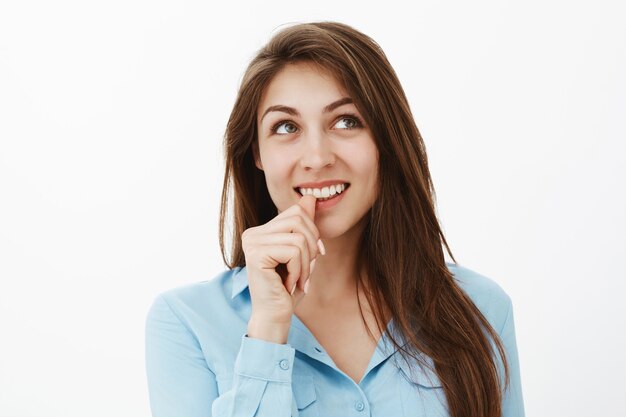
top-left (317, 239), bottom-right (326, 255)
top-left (304, 279), bottom-right (310, 294)
top-left (309, 258), bottom-right (316, 274)
top-left (290, 283), bottom-right (297, 295)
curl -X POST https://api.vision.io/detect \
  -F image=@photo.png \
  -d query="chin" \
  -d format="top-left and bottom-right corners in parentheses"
top-left (316, 216), bottom-right (362, 240)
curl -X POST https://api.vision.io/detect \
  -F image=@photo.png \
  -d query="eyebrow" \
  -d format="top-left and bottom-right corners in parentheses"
top-left (260, 97), bottom-right (354, 123)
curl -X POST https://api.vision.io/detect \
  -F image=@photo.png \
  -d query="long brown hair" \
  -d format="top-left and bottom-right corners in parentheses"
top-left (218, 21), bottom-right (509, 417)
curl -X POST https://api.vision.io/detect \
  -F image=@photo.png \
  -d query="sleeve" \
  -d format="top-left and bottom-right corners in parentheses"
top-left (145, 294), bottom-right (297, 417)
top-left (498, 298), bottom-right (526, 417)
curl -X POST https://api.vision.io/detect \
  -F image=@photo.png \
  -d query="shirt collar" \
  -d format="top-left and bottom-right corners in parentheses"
top-left (230, 266), bottom-right (250, 299)
top-left (230, 263), bottom-right (449, 384)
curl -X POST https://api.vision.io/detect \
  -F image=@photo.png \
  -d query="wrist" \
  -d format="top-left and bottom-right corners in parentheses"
top-left (247, 315), bottom-right (291, 344)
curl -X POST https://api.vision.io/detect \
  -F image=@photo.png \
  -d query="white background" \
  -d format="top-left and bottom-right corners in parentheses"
top-left (1, 1), bottom-right (624, 416)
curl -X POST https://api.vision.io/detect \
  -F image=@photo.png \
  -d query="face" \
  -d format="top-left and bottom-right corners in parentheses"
top-left (254, 61), bottom-right (379, 239)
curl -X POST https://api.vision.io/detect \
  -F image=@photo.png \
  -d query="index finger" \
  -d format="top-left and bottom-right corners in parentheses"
top-left (297, 194), bottom-right (325, 257)
top-left (297, 194), bottom-right (316, 222)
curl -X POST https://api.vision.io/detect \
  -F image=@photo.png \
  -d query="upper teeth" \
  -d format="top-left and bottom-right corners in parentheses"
top-left (298, 183), bottom-right (347, 198)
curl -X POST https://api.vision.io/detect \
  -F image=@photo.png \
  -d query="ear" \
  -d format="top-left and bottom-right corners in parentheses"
top-left (252, 140), bottom-right (263, 171)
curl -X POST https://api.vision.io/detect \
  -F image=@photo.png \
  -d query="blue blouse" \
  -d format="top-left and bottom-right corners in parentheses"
top-left (145, 262), bottom-right (525, 416)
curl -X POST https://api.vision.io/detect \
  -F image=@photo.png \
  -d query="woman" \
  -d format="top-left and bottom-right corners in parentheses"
top-left (145, 21), bottom-right (525, 417)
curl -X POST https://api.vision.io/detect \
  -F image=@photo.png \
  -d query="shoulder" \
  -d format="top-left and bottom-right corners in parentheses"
top-left (154, 267), bottom-right (242, 309)
top-left (445, 262), bottom-right (513, 335)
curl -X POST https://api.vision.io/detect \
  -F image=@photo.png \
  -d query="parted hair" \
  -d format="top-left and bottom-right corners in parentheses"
top-left (218, 21), bottom-right (509, 417)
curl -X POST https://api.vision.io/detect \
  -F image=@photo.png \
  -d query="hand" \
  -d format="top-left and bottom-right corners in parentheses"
top-left (242, 194), bottom-right (324, 339)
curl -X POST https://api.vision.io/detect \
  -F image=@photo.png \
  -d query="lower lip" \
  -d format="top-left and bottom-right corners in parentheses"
top-left (297, 186), bottom-right (349, 210)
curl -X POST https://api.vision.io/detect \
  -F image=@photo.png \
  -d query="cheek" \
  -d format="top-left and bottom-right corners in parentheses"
top-left (353, 145), bottom-right (379, 203)
top-left (259, 155), bottom-right (295, 199)
top-left (350, 144), bottom-right (379, 181)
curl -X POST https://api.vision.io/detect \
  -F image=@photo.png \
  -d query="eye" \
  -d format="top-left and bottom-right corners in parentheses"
top-left (271, 121), bottom-right (298, 135)
top-left (334, 114), bottom-right (364, 130)
top-left (269, 113), bottom-right (365, 136)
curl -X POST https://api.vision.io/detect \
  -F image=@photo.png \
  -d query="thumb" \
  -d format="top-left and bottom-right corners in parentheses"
top-left (297, 194), bottom-right (317, 221)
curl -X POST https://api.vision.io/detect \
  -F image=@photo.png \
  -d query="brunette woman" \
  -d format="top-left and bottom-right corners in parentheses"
top-left (145, 21), bottom-right (525, 417)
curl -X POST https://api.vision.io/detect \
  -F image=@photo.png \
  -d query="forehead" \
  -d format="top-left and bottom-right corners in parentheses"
top-left (257, 62), bottom-right (349, 115)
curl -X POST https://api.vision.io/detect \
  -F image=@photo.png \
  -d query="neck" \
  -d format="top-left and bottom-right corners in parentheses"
top-left (305, 217), bottom-right (367, 307)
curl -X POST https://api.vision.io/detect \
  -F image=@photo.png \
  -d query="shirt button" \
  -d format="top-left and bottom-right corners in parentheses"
top-left (355, 401), bottom-right (365, 411)
top-left (314, 347), bottom-right (323, 354)
top-left (279, 359), bottom-right (290, 370)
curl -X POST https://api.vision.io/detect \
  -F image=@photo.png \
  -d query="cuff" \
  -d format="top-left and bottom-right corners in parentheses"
top-left (234, 334), bottom-right (296, 383)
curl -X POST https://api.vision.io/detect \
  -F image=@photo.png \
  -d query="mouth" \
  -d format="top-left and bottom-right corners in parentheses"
top-left (293, 183), bottom-right (351, 200)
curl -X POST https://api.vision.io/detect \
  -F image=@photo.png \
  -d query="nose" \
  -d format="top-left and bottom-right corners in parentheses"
top-left (298, 128), bottom-right (335, 171)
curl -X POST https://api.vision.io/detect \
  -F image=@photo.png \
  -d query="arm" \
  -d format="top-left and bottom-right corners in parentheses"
top-left (498, 299), bottom-right (526, 417)
top-left (145, 295), bottom-right (297, 417)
